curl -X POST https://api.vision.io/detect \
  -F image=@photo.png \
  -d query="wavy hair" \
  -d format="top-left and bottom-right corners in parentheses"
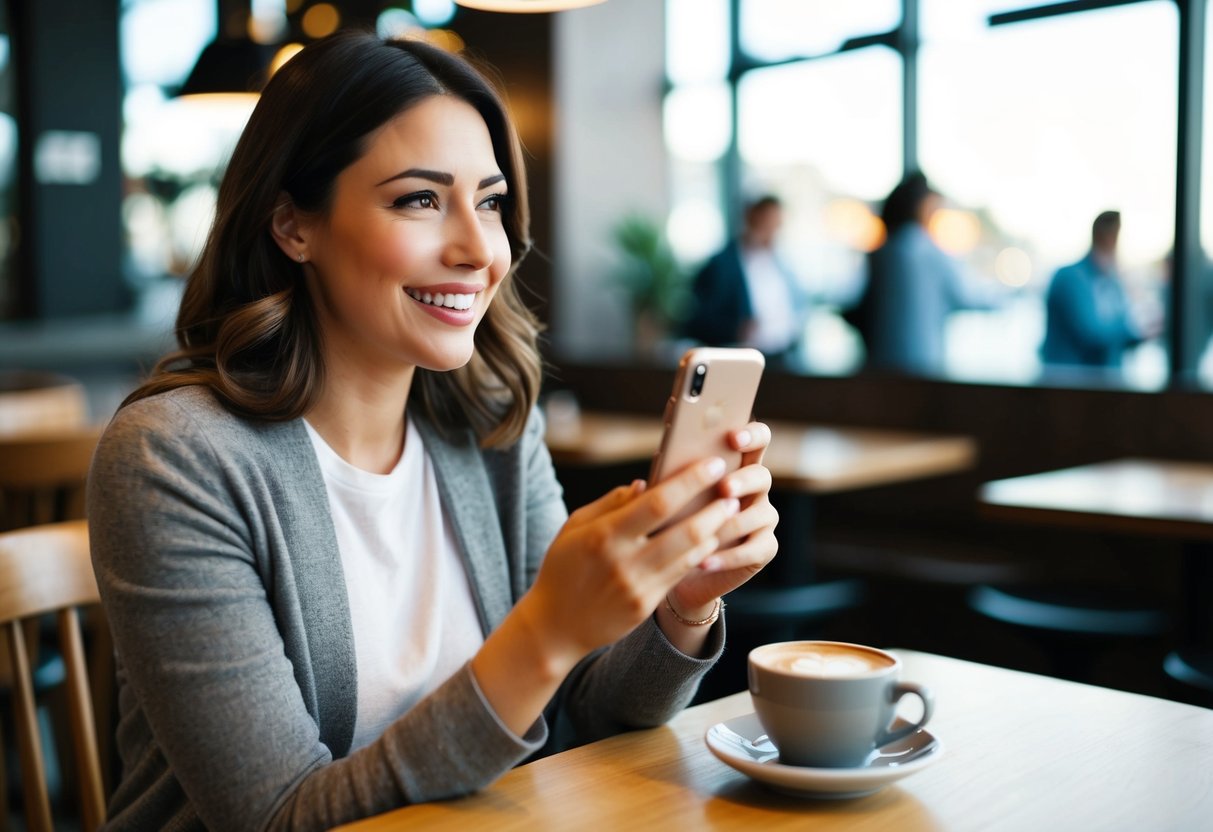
top-left (125, 31), bottom-right (542, 448)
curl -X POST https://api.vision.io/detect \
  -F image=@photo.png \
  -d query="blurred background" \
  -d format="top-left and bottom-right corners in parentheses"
top-left (4, 0), bottom-right (1213, 710)
top-left (1, 0), bottom-right (1209, 390)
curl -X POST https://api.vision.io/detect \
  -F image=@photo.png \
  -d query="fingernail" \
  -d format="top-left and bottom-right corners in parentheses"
top-left (706, 457), bottom-right (726, 478)
top-left (727, 498), bottom-right (740, 514)
top-left (702, 556), bottom-right (722, 571)
top-left (630, 479), bottom-right (645, 493)
top-left (735, 430), bottom-right (752, 447)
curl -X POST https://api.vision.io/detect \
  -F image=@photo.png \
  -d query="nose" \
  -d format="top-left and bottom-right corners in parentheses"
top-left (441, 203), bottom-right (495, 272)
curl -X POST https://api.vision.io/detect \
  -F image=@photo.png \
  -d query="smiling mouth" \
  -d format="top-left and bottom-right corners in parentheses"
top-left (404, 288), bottom-right (476, 311)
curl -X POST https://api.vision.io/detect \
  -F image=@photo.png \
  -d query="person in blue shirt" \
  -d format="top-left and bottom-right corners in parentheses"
top-left (1040, 211), bottom-right (1147, 369)
top-left (853, 172), bottom-right (997, 376)
top-left (681, 195), bottom-right (808, 367)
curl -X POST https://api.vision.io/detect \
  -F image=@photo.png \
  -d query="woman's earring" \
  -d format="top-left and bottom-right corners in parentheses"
top-left (297, 253), bottom-right (306, 263)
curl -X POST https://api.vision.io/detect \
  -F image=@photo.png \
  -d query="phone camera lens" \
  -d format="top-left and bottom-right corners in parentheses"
top-left (688, 363), bottom-right (707, 398)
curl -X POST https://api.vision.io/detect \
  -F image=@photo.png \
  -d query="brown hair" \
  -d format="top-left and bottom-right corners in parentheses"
top-left (126, 31), bottom-right (542, 448)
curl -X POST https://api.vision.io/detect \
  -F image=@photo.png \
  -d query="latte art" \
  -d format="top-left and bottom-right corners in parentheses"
top-left (788, 651), bottom-right (880, 677)
top-left (753, 642), bottom-right (893, 677)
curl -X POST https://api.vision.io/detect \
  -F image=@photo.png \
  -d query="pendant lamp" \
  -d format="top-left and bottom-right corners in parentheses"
top-left (178, 38), bottom-right (277, 99)
top-left (178, 0), bottom-right (279, 100)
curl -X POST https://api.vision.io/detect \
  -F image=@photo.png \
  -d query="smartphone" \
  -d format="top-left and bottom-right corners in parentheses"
top-left (648, 347), bottom-right (765, 526)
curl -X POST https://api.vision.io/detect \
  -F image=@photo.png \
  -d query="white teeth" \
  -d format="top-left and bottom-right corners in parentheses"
top-left (406, 288), bottom-right (476, 311)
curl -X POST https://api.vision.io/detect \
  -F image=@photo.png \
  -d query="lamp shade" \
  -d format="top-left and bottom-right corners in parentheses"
top-left (178, 38), bottom-right (278, 97)
top-left (454, 0), bottom-right (606, 11)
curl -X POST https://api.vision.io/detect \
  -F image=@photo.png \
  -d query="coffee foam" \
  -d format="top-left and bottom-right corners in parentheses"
top-left (754, 642), bottom-right (893, 677)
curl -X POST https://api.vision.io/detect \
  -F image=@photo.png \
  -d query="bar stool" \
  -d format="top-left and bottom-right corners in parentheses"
top-left (1164, 649), bottom-right (1213, 707)
top-left (968, 584), bottom-right (1170, 683)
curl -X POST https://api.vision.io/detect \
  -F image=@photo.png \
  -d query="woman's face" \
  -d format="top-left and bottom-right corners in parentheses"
top-left (300, 95), bottom-right (512, 374)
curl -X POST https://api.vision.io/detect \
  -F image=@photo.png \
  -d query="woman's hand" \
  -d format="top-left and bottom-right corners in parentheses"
top-left (471, 424), bottom-right (776, 735)
top-left (666, 421), bottom-right (779, 616)
top-left (513, 456), bottom-right (742, 672)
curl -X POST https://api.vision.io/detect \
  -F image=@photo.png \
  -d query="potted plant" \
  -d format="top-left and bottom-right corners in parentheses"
top-left (611, 213), bottom-right (689, 356)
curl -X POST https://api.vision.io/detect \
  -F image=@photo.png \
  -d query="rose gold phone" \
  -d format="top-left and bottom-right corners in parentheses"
top-left (649, 347), bottom-right (765, 525)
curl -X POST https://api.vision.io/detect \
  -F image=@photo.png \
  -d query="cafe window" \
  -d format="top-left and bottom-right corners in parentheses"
top-left (1199, 0), bottom-right (1213, 386)
top-left (120, 0), bottom-right (237, 314)
top-left (740, 0), bottom-right (899, 62)
top-left (920, 0), bottom-right (1177, 388)
top-left (664, 1), bottom-right (900, 373)
top-left (665, 0), bottom-right (1186, 387)
top-left (665, 0), bottom-right (732, 267)
top-left (0, 3), bottom-right (15, 320)
top-left (737, 50), bottom-right (901, 374)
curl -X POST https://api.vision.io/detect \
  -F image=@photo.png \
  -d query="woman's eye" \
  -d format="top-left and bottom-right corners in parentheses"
top-left (394, 192), bottom-right (437, 210)
top-left (480, 194), bottom-right (508, 212)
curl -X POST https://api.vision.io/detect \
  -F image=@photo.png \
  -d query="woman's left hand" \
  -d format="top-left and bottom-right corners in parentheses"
top-left (667, 421), bottom-right (779, 613)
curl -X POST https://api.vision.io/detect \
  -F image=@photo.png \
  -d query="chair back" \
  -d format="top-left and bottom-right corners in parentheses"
top-left (0, 427), bottom-right (103, 529)
top-left (0, 520), bottom-right (105, 831)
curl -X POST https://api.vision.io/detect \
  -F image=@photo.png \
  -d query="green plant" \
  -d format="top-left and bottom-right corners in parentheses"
top-left (611, 213), bottom-right (689, 329)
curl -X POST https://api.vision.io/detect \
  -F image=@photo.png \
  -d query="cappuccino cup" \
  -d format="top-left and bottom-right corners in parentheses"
top-left (748, 641), bottom-right (934, 768)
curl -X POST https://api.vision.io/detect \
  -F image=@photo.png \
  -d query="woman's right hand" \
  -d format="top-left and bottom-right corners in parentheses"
top-left (516, 457), bottom-right (740, 672)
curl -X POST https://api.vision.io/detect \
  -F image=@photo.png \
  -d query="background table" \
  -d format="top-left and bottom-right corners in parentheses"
top-left (548, 413), bottom-right (975, 587)
top-left (544, 411), bottom-right (664, 467)
top-left (545, 412), bottom-right (977, 494)
top-left (336, 650), bottom-right (1213, 831)
top-left (981, 458), bottom-right (1213, 692)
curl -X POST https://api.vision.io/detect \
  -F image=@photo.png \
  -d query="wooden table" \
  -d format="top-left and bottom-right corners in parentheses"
top-left (543, 412), bottom-right (664, 467)
top-left (336, 650), bottom-right (1213, 831)
top-left (545, 412), bottom-right (977, 495)
top-left (981, 458), bottom-right (1213, 687)
top-left (981, 458), bottom-right (1213, 542)
top-left (763, 422), bottom-right (976, 495)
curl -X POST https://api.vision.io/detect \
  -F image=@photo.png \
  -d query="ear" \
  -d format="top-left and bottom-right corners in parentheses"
top-left (269, 193), bottom-right (311, 263)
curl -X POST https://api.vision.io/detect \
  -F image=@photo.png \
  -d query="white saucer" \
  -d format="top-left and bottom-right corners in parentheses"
top-left (705, 712), bottom-right (943, 799)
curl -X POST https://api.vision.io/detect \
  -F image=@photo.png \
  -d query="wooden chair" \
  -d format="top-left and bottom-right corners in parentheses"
top-left (0, 520), bottom-right (105, 831)
top-left (0, 426), bottom-right (103, 531)
top-left (0, 426), bottom-right (111, 827)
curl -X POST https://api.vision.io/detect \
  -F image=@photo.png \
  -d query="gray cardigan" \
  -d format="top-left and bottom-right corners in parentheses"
top-left (88, 387), bottom-right (723, 831)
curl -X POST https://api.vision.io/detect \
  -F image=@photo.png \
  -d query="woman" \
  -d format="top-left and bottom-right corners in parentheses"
top-left (88, 31), bottom-right (778, 831)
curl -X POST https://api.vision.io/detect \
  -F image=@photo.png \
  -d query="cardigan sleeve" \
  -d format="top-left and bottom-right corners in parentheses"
top-left (89, 396), bottom-right (545, 832)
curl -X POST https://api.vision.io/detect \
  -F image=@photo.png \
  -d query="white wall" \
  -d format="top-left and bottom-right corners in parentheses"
top-left (553, 0), bottom-right (668, 360)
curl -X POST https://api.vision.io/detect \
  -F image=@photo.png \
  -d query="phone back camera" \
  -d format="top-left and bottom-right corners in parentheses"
top-left (688, 363), bottom-right (707, 399)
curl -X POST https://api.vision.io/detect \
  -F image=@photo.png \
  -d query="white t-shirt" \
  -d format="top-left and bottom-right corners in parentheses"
top-left (304, 417), bottom-right (485, 752)
top-left (742, 247), bottom-right (798, 354)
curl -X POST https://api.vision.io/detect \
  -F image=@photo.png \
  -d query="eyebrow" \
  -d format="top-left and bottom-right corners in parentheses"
top-left (376, 168), bottom-right (506, 190)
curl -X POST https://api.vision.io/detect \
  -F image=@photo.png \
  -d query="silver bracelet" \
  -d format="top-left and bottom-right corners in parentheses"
top-left (664, 594), bottom-right (723, 627)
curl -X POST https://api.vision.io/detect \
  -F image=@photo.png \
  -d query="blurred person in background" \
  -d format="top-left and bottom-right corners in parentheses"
top-left (1040, 210), bottom-right (1153, 369)
top-left (851, 171), bottom-right (1000, 376)
top-left (681, 194), bottom-right (809, 368)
